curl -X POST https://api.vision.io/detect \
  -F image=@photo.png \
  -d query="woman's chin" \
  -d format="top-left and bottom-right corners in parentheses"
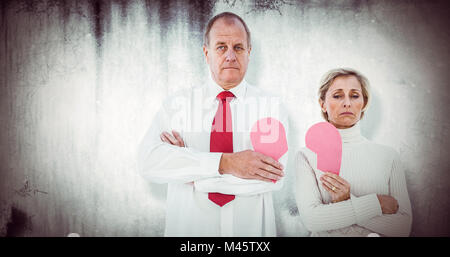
top-left (331, 120), bottom-right (358, 129)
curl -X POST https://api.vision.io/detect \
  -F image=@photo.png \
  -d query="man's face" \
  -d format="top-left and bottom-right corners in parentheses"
top-left (203, 18), bottom-right (251, 90)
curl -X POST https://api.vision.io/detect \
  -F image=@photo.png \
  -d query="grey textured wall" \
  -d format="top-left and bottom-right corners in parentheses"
top-left (0, 0), bottom-right (449, 236)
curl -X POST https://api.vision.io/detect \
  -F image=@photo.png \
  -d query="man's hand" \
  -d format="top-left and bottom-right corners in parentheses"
top-left (320, 172), bottom-right (351, 203)
top-left (160, 130), bottom-right (185, 147)
top-left (377, 195), bottom-right (399, 214)
top-left (219, 150), bottom-right (284, 183)
top-left (160, 132), bottom-right (284, 183)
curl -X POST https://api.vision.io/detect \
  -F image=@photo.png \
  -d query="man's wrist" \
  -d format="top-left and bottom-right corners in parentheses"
top-left (218, 153), bottom-right (231, 175)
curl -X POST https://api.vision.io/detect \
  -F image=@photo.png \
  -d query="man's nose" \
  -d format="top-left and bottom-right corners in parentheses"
top-left (225, 49), bottom-right (236, 62)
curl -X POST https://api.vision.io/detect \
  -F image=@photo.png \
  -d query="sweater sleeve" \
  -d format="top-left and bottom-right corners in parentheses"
top-left (137, 104), bottom-right (222, 184)
top-left (295, 149), bottom-right (382, 232)
top-left (357, 153), bottom-right (413, 236)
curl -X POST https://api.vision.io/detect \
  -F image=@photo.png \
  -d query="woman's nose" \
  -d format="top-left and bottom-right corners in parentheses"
top-left (343, 97), bottom-right (351, 107)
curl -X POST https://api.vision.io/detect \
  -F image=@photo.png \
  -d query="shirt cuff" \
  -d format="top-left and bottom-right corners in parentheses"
top-left (199, 152), bottom-right (223, 177)
top-left (350, 193), bottom-right (382, 224)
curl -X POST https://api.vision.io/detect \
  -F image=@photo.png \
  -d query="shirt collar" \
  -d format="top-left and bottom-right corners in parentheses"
top-left (206, 76), bottom-right (248, 103)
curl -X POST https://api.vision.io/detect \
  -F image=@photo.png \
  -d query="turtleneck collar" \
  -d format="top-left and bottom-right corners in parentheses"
top-left (337, 122), bottom-right (365, 143)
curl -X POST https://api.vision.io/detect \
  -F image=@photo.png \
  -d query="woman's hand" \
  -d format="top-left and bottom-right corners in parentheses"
top-left (377, 195), bottom-right (399, 214)
top-left (320, 172), bottom-right (351, 203)
top-left (160, 130), bottom-right (185, 147)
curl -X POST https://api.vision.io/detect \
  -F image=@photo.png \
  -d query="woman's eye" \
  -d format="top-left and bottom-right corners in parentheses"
top-left (333, 95), bottom-right (341, 99)
top-left (352, 95), bottom-right (360, 98)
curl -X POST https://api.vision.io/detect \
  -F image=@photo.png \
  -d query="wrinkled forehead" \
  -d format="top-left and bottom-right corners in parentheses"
top-left (328, 75), bottom-right (362, 93)
top-left (209, 17), bottom-right (248, 45)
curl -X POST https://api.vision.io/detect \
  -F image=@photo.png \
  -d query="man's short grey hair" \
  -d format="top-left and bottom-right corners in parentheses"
top-left (203, 12), bottom-right (252, 48)
top-left (318, 68), bottom-right (371, 121)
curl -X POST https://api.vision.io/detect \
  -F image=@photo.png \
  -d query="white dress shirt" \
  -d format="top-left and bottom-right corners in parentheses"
top-left (137, 78), bottom-right (289, 236)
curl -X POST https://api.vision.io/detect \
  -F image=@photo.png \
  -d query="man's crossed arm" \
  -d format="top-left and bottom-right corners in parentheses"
top-left (160, 130), bottom-right (284, 184)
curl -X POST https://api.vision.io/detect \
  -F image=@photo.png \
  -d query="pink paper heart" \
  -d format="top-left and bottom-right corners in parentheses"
top-left (305, 122), bottom-right (342, 175)
top-left (250, 118), bottom-right (288, 183)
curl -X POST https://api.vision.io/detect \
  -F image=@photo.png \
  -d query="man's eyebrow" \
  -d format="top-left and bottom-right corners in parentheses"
top-left (215, 41), bottom-right (227, 46)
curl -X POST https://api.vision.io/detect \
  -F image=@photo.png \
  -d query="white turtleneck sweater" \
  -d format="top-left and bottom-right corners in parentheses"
top-left (295, 123), bottom-right (412, 237)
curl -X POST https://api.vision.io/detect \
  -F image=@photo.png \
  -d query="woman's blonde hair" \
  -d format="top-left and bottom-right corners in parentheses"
top-left (318, 68), bottom-right (371, 121)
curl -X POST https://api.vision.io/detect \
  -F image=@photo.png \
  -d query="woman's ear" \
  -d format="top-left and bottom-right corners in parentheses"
top-left (319, 98), bottom-right (326, 113)
top-left (361, 97), bottom-right (369, 112)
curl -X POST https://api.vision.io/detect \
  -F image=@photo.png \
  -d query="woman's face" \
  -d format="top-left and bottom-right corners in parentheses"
top-left (320, 75), bottom-right (365, 129)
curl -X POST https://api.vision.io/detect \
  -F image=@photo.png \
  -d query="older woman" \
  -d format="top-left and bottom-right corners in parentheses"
top-left (295, 68), bottom-right (412, 236)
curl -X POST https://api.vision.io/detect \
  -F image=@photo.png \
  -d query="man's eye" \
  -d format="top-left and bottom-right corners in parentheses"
top-left (235, 46), bottom-right (243, 51)
top-left (217, 46), bottom-right (225, 50)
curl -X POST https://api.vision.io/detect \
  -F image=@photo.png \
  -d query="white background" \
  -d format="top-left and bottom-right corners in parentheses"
top-left (0, 0), bottom-right (448, 236)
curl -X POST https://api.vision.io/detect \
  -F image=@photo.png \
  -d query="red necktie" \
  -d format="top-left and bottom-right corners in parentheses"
top-left (209, 91), bottom-right (236, 207)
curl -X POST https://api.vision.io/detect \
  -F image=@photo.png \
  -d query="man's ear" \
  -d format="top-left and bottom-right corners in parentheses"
top-left (203, 45), bottom-right (209, 63)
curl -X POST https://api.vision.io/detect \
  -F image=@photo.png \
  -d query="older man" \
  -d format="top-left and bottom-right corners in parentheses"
top-left (137, 12), bottom-right (289, 236)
